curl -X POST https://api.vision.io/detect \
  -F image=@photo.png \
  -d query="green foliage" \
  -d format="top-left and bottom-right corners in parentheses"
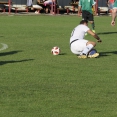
top-left (0, 15), bottom-right (117, 117)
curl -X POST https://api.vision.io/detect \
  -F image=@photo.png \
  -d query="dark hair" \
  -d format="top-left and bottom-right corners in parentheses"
top-left (80, 20), bottom-right (88, 24)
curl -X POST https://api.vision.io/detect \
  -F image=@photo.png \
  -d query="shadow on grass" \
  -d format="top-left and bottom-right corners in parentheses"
top-left (99, 51), bottom-right (117, 57)
top-left (0, 50), bottom-right (23, 56)
top-left (97, 32), bottom-right (117, 35)
top-left (59, 53), bottom-right (67, 55)
top-left (0, 59), bottom-right (34, 65)
top-left (0, 50), bottom-right (34, 65)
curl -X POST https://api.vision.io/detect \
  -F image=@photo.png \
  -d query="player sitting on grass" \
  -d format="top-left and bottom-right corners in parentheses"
top-left (70, 20), bottom-right (102, 59)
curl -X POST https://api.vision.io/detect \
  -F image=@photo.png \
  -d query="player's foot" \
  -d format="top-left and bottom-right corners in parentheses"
top-left (92, 30), bottom-right (95, 33)
top-left (78, 54), bottom-right (87, 59)
top-left (88, 53), bottom-right (99, 58)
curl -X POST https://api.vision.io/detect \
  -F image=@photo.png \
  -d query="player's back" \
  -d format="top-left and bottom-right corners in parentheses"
top-left (79, 0), bottom-right (94, 13)
top-left (70, 24), bottom-right (89, 42)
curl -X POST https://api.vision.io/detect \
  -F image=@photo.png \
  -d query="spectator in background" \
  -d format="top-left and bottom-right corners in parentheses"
top-left (72, 0), bottom-right (79, 4)
top-left (27, 0), bottom-right (33, 7)
top-left (43, 0), bottom-right (52, 13)
top-left (32, 0), bottom-right (43, 14)
top-left (43, 0), bottom-right (56, 14)
top-left (43, 0), bottom-right (52, 6)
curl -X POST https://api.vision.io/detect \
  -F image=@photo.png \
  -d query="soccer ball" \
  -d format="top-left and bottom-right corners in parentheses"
top-left (51, 46), bottom-right (60, 55)
top-left (89, 49), bottom-right (97, 55)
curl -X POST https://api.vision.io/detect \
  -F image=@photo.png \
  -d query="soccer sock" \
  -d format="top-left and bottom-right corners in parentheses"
top-left (92, 22), bottom-right (95, 30)
top-left (81, 44), bottom-right (94, 55)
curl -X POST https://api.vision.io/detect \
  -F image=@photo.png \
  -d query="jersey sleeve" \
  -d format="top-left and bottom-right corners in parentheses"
top-left (79, 0), bottom-right (82, 6)
top-left (84, 25), bottom-right (90, 32)
top-left (92, 0), bottom-right (95, 5)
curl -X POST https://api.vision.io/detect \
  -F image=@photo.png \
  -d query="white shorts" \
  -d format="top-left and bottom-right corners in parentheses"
top-left (70, 39), bottom-right (88, 55)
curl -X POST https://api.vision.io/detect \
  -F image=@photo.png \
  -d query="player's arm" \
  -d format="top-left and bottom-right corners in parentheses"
top-left (87, 30), bottom-right (102, 42)
top-left (92, 0), bottom-right (96, 15)
top-left (78, 6), bottom-right (81, 16)
top-left (78, 0), bottom-right (81, 16)
top-left (92, 5), bottom-right (96, 15)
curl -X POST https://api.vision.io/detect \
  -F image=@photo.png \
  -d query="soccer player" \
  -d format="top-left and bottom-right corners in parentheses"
top-left (70, 20), bottom-right (102, 59)
top-left (111, 0), bottom-right (117, 26)
top-left (78, 0), bottom-right (96, 33)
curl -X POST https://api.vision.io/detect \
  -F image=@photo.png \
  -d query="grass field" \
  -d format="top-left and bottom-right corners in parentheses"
top-left (0, 15), bottom-right (117, 117)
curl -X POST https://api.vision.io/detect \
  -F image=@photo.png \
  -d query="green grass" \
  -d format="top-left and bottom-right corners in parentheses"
top-left (0, 15), bottom-right (117, 117)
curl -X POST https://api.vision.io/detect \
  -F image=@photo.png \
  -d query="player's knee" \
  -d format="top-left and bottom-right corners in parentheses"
top-left (87, 41), bottom-right (96, 46)
top-left (92, 42), bottom-right (96, 46)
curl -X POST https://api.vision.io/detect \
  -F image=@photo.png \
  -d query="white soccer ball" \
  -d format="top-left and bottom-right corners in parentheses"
top-left (51, 46), bottom-right (60, 55)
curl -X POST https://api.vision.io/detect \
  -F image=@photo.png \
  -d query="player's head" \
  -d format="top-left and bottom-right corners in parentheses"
top-left (80, 20), bottom-right (88, 25)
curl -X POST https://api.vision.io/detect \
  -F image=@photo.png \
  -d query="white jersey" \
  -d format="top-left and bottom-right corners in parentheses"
top-left (70, 24), bottom-right (89, 43)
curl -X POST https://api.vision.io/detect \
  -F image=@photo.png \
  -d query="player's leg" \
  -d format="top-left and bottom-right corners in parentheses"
top-left (70, 40), bottom-right (85, 55)
top-left (77, 40), bottom-right (91, 58)
top-left (90, 21), bottom-right (95, 33)
top-left (88, 13), bottom-right (95, 32)
top-left (78, 41), bottom-right (99, 58)
top-left (82, 10), bottom-right (87, 20)
top-left (80, 41), bottom-right (95, 55)
top-left (111, 8), bottom-right (117, 26)
top-left (82, 11), bottom-right (89, 35)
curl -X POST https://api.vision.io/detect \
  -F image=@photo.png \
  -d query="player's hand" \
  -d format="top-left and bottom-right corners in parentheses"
top-left (111, 20), bottom-right (115, 26)
top-left (93, 11), bottom-right (97, 16)
top-left (97, 39), bottom-right (102, 43)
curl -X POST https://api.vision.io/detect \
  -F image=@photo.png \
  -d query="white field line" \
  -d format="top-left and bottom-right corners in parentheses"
top-left (0, 43), bottom-right (8, 51)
